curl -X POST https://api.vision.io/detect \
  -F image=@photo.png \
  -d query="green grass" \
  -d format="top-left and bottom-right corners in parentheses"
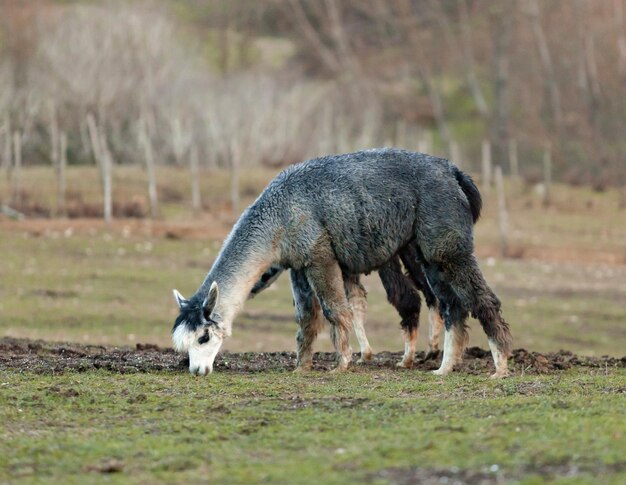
top-left (1, 368), bottom-right (624, 484)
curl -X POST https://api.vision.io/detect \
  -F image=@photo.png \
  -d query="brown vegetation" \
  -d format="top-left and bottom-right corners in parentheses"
top-left (0, 0), bottom-right (624, 196)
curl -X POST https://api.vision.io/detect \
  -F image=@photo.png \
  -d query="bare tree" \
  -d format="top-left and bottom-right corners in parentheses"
top-left (616, 0), bottom-right (626, 82)
top-left (287, 0), bottom-right (341, 73)
top-left (86, 113), bottom-right (112, 223)
top-left (189, 144), bottom-right (202, 214)
top-left (2, 117), bottom-right (11, 182)
top-left (11, 131), bottom-right (22, 207)
top-left (495, 165), bottom-right (509, 257)
top-left (49, 102), bottom-right (63, 216)
top-left (543, 143), bottom-right (552, 207)
top-left (490, 2), bottom-right (514, 166)
top-left (393, 0), bottom-right (452, 155)
top-left (57, 131), bottom-right (67, 217)
top-left (138, 117), bottom-right (158, 219)
top-left (229, 139), bottom-right (240, 215)
top-left (508, 139), bottom-right (519, 182)
top-left (324, 0), bottom-right (364, 85)
top-left (481, 139), bottom-right (492, 195)
top-left (457, 0), bottom-right (489, 117)
top-left (525, 0), bottom-right (563, 133)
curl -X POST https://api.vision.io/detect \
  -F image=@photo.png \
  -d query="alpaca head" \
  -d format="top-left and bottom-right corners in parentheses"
top-left (171, 282), bottom-right (224, 375)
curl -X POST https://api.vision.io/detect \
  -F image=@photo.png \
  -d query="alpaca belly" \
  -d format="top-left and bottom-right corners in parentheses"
top-left (329, 217), bottom-right (416, 274)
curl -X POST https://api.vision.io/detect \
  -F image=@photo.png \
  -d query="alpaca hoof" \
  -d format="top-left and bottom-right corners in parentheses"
top-left (432, 367), bottom-right (452, 376)
top-left (424, 349), bottom-right (441, 361)
top-left (490, 370), bottom-right (510, 379)
top-left (396, 359), bottom-right (413, 369)
top-left (357, 351), bottom-right (373, 364)
top-left (330, 363), bottom-right (349, 374)
top-left (293, 364), bottom-right (312, 373)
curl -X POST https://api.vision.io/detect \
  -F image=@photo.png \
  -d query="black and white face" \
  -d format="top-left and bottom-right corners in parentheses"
top-left (171, 283), bottom-right (224, 375)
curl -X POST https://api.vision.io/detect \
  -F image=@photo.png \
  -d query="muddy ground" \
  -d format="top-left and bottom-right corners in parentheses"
top-left (1, 337), bottom-right (624, 375)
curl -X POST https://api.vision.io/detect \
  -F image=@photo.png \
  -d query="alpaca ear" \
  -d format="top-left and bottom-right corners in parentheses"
top-left (173, 289), bottom-right (188, 309)
top-left (203, 281), bottom-right (220, 317)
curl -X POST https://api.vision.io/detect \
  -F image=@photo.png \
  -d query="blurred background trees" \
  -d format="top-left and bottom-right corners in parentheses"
top-left (0, 0), bottom-right (624, 197)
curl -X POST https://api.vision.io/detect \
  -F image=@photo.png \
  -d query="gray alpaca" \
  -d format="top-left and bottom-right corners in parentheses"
top-left (172, 148), bottom-right (512, 377)
top-left (249, 243), bottom-right (446, 369)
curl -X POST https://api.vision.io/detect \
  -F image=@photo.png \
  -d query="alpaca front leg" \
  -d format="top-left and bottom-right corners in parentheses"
top-left (305, 261), bottom-right (353, 373)
top-left (344, 275), bottom-right (372, 363)
top-left (290, 269), bottom-right (323, 372)
top-left (329, 318), bottom-right (352, 372)
top-left (294, 327), bottom-right (313, 371)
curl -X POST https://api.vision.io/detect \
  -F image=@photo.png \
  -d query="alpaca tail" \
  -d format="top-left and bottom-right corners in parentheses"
top-left (453, 166), bottom-right (482, 223)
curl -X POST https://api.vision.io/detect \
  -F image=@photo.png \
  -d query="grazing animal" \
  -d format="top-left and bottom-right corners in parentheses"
top-left (249, 242), bottom-right (445, 369)
top-left (172, 148), bottom-right (512, 377)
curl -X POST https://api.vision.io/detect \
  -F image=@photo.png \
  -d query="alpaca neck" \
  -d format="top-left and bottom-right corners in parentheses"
top-left (195, 209), bottom-right (278, 334)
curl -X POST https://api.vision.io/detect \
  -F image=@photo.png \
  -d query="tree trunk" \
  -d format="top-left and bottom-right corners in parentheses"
top-left (229, 140), bottom-right (240, 215)
top-left (139, 119), bottom-right (158, 219)
top-left (57, 131), bottom-right (67, 217)
top-left (12, 131), bottom-right (22, 207)
top-left (418, 131), bottom-right (432, 155)
top-left (543, 143), bottom-right (552, 207)
top-left (481, 139), bottom-right (492, 195)
top-left (458, 0), bottom-right (489, 117)
top-left (50, 103), bottom-right (61, 216)
top-left (79, 117), bottom-right (91, 157)
top-left (3, 117), bottom-right (12, 182)
top-left (217, 4), bottom-right (230, 73)
top-left (615, 0), bottom-right (626, 82)
top-left (418, 68), bottom-right (452, 155)
top-left (494, 165), bottom-right (509, 257)
top-left (324, 0), bottom-right (364, 87)
top-left (100, 133), bottom-right (113, 224)
top-left (526, 0), bottom-right (563, 133)
top-left (171, 117), bottom-right (186, 167)
top-left (508, 139), bottom-right (519, 183)
top-left (450, 140), bottom-right (462, 170)
top-left (395, 0), bottom-right (452, 155)
top-left (288, 0), bottom-right (340, 73)
top-left (491, 2), bottom-right (513, 166)
top-left (190, 145), bottom-right (202, 214)
top-left (86, 113), bottom-right (112, 224)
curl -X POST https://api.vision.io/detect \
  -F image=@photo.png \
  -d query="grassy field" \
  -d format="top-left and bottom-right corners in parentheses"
top-left (1, 364), bottom-right (624, 484)
top-left (1, 166), bottom-right (625, 483)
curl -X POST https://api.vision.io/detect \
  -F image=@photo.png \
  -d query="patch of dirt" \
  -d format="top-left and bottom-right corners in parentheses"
top-left (85, 459), bottom-right (125, 474)
top-left (0, 337), bottom-right (624, 375)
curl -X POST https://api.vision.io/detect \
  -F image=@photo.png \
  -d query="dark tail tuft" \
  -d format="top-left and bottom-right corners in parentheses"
top-left (453, 166), bottom-right (482, 223)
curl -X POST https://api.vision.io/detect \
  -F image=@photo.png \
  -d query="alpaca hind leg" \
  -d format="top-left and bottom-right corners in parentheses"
top-left (399, 244), bottom-right (442, 359)
top-left (290, 269), bottom-right (324, 372)
top-left (461, 260), bottom-right (513, 378)
top-left (378, 257), bottom-right (421, 368)
top-left (420, 264), bottom-right (469, 376)
top-left (429, 255), bottom-right (512, 378)
top-left (344, 274), bottom-right (372, 363)
top-left (305, 261), bottom-right (353, 373)
top-left (431, 298), bottom-right (469, 376)
top-left (427, 306), bottom-right (444, 359)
